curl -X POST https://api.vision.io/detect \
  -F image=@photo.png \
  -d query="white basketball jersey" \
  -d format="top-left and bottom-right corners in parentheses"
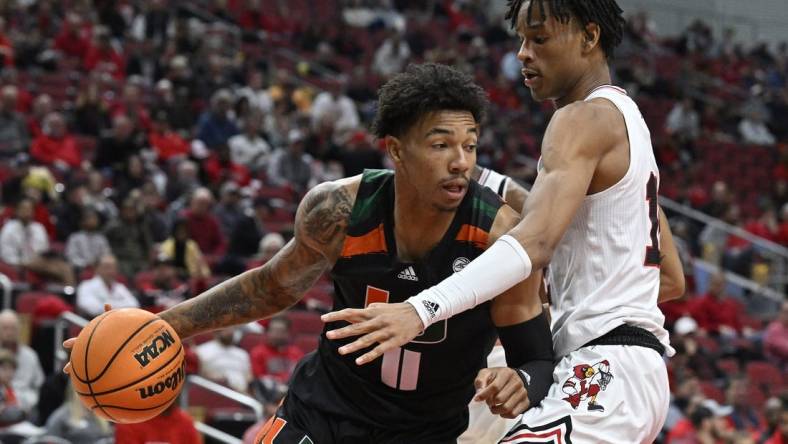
top-left (547, 85), bottom-right (673, 359)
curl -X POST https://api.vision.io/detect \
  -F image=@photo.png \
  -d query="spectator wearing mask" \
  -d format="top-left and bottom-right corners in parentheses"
top-left (65, 208), bottom-right (111, 269)
top-left (76, 255), bottom-right (139, 318)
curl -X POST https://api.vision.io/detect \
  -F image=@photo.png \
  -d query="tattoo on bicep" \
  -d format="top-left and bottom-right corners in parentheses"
top-left (301, 185), bottom-right (353, 245)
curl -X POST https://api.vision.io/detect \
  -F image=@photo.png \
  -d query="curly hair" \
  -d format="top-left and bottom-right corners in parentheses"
top-left (371, 63), bottom-right (489, 139)
top-left (505, 0), bottom-right (625, 60)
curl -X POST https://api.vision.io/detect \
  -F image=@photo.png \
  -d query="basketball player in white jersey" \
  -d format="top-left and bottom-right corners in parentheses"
top-left (324, 1), bottom-right (682, 442)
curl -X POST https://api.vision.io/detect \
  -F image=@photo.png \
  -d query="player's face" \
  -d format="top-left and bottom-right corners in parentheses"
top-left (391, 110), bottom-right (478, 212)
top-left (515, 1), bottom-right (587, 102)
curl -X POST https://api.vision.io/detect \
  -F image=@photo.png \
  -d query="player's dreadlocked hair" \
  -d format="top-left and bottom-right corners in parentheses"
top-left (372, 63), bottom-right (489, 139)
top-left (505, 0), bottom-right (625, 60)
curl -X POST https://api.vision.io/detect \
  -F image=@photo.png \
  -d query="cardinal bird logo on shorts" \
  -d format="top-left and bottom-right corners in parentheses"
top-left (561, 360), bottom-right (613, 412)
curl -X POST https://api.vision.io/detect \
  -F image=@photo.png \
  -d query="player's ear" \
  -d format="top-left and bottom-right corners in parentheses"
top-left (385, 136), bottom-right (403, 164)
top-left (582, 22), bottom-right (601, 54)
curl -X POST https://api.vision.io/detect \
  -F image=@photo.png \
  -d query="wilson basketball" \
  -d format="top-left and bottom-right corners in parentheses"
top-left (69, 308), bottom-right (186, 424)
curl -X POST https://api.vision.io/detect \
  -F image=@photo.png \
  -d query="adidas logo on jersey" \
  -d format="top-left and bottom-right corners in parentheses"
top-left (397, 266), bottom-right (418, 281)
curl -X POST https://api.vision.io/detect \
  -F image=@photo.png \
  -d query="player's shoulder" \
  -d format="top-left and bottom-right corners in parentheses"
top-left (551, 99), bottom-right (621, 131)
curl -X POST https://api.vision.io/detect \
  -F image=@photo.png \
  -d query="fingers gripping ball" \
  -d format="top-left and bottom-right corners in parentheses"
top-left (69, 308), bottom-right (185, 423)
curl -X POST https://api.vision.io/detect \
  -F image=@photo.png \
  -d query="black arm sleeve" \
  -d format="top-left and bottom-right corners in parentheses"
top-left (496, 310), bottom-right (555, 407)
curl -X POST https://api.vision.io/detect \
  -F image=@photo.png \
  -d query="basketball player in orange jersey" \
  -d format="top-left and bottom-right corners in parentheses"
top-left (323, 1), bottom-right (686, 442)
top-left (67, 63), bottom-right (557, 443)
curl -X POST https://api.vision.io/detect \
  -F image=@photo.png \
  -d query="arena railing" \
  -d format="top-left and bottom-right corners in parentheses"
top-left (660, 196), bottom-right (788, 292)
top-left (52, 312), bottom-right (260, 444)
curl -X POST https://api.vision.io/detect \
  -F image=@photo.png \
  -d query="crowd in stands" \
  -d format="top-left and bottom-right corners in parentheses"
top-left (0, 0), bottom-right (781, 442)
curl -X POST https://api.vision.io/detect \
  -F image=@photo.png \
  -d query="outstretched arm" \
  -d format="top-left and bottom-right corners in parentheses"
top-left (159, 180), bottom-right (354, 339)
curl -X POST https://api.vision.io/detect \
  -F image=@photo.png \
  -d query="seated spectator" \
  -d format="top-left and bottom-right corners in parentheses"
top-left (196, 89), bottom-right (238, 149)
top-left (226, 197), bottom-right (271, 261)
top-left (54, 12), bottom-right (92, 59)
top-left (76, 255), bottom-right (139, 318)
top-left (111, 81), bottom-right (152, 132)
top-left (267, 129), bottom-right (314, 192)
top-left (104, 198), bottom-right (152, 278)
top-left (763, 301), bottom-right (788, 368)
top-left (0, 348), bottom-right (25, 430)
top-left (84, 170), bottom-right (118, 222)
top-left (763, 396), bottom-right (787, 444)
top-left (113, 154), bottom-right (148, 203)
top-left (44, 382), bottom-right (112, 444)
top-left (165, 159), bottom-right (200, 203)
top-left (202, 143), bottom-right (251, 186)
top-left (372, 30), bottom-right (411, 78)
top-left (250, 316), bottom-right (303, 385)
top-left (138, 181), bottom-right (168, 243)
top-left (26, 94), bottom-right (53, 139)
top-left (53, 181), bottom-right (88, 242)
top-left (93, 114), bottom-right (145, 173)
top-left (30, 112), bottom-right (81, 169)
top-left (65, 208), bottom-right (111, 269)
top-left (73, 78), bottom-right (111, 137)
top-left (229, 113), bottom-right (272, 172)
top-left (196, 328), bottom-right (252, 393)
top-left (214, 182), bottom-right (245, 238)
top-left (148, 110), bottom-right (189, 163)
top-left (138, 257), bottom-right (188, 310)
top-left (689, 271), bottom-right (745, 336)
top-left (310, 79), bottom-right (360, 135)
top-left (665, 97), bottom-right (701, 143)
top-left (739, 109), bottom-right (776, 146)
top-left (159, 219), bottom-right (211, 280)
top-left (115, 403), bottom-right (200, 444)
top-left (0, 85), bottom-right (29, 157)
top-left (0, 310), bottom-right (44, 415)
top-left (726, 377), bottom-right (764, 435)
top-left (181, 188), bottom-right (225, 257)
top-left (0, 198), bottom-right (75, 285)
top-left (83, 26), bottom-right (125, 80)
top-left (666, 399), bottom-right (735, 444)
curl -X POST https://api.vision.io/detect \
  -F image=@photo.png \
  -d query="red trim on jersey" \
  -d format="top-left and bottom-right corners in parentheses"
top-left (502, 428), bottom-right (564, 443)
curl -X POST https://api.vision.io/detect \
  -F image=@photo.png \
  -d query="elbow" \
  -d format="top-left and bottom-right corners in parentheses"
top-left (659, 274), bottom-right (686, 303)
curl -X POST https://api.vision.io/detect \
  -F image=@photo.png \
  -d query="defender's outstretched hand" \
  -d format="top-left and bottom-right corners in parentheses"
top-left (474, 367), bottom-right (530, 419)
top-left (321, 302), bottom-right (424, 365)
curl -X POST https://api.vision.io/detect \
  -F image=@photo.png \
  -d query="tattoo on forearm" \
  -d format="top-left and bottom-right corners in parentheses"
top-left (160, 183), bottom-right (353, 339)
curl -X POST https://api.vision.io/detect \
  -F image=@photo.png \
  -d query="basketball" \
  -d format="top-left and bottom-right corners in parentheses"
top-left (68, 308), bottom-right (186, 424)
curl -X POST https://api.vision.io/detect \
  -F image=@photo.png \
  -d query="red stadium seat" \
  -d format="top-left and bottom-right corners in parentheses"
top-left (716, 359), bottom-right (740, 377)
top-left (746, 362), bottom-right (784, 396)
top-left (16, 292), bottom-right (58, 315)
top-left (699, 381), bottom-right (725, 403)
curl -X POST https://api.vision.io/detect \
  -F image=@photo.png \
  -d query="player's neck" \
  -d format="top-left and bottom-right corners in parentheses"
top-left (555, 63), bottom-right (612, 109)
top-left (393, 187), bottom-right (456, 261)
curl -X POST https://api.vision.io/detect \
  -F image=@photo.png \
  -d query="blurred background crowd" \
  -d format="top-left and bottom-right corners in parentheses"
top-left (0, 0), bottom-right (782, 443)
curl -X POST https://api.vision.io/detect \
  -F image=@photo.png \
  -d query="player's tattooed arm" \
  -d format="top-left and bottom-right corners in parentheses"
top-left (160, 181), bottom-right (355, 339)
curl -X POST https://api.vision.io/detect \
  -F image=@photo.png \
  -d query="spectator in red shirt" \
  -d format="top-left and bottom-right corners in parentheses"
top-left (83, 26), bottom-right (125, 80)
top-left (0, 18), bottom-right (14, 68)
top-left (30, 112), bottom-right (81, 169)
top-left (111, 82), bottom-right (152, 132)
top-left (744, 207), bottom-right (778, 242)
top-left (54, 12), bottom-right (92, 59)
top-left (250, 315), bottom-right (303, 384)
top-left (26, 94), bottom-right (53, 138)
top-left (114, 403), bottom-right (201, 444)
top-left (689, 271), bottom-right (744, 336)
top-left (763, 302), bottom-right (788, 368)
top-left (182, 187), bottom-right (225, 257)
top-left (149, 110), bottom-right (189, 163)
top-left (776, 203), bottom-right (788, 246)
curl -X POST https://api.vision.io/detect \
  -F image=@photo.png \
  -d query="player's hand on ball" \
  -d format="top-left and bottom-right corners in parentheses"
top-left (474, 367), bottom-right (530, 419)
top-left (322, 302), bottom-right (424, 365)
top-left (62, 304), bottom-right (113, 374)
